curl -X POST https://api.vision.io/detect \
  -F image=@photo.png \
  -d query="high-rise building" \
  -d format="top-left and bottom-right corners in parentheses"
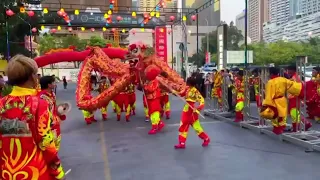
top-left (248, 0), bottom-right (267, 42)
top-left (269, 0), bottom-right (290, 25)
top-left (236, 11), bottom-right (245, 37)
top-left (289, 0), bottom-right (300, 19)
top-left (300, 0), bottom-right (320, 15)
top-left (139, 0), bottom-right (157, 12)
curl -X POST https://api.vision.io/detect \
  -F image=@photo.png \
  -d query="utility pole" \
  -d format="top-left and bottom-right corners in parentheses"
top-left (244, 0), bottom-right (248, 67)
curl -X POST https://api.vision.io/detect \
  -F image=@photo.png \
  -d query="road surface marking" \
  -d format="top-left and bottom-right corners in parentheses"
top-left (99, 121), bottom-right (112, 180)
top-left (136, 121), bottom-right (221, 129)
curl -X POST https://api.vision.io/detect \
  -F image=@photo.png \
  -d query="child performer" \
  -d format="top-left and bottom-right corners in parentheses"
top-left (98, 76), bottom-right (109, 120)
top-left (174, 77), bottom-right (210, 149)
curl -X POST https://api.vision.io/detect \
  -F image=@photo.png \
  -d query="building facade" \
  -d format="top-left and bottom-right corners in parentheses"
top-left (236, 11), bottom-right (245, 37)
top-left (139, 0), bottom-right (157, 12)
top-left (263, 11), bottom-right (320, 42)
top-left (269, 0), bottom-right (290, 25)
top-left (248, 0), bottom-right (267, 42)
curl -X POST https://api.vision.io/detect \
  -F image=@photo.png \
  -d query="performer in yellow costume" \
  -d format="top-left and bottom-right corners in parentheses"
top-left (260, 67), bottom-right (304, 135)
top-left (234, 70), bottom-right (245, 122)
top-left (98, 76), bottom-right (109, 120)
top-left (211, 70), bottom-right (223, 108)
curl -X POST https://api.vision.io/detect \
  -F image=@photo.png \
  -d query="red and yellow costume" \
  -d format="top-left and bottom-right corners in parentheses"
top-left (0, 86), bottom-right (65, 179)
top-left (288, 73), bottom-right (312, 132)
top-left (38, 90), bottom-right (66, 151)
top-left (82, 95), bottom-right (97, 124)
top-left (306, 75), bottom-right (320, 123)
top-left (234, 77), bottom-right (245, 122)
top-left (113, 86), bottom-right (131, 122)
top-left (98, 81), bottom-right (109, 120)
top-left (128, 83), bottom-right (136, 115)
top-left (143, 65), bottom-right (165, 134)
top-left (174, 86), bottom-right (210, 149)
top-left (250, 75), bottom-right (261, 107)
top-left (143, 94), bottom-right (150, 120)
top-left (260, 75), bottom-right (304, 134)
top-left (160, 89), bottom-right (170, 119)
top-left (211, 71), bottom-right (223, 107)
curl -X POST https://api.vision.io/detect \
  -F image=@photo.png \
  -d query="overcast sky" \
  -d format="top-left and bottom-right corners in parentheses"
top-left (221, 0), bottom-right (245, 23)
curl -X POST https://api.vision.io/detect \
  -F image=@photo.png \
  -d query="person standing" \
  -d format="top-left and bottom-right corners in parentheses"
top-left (0, 55), bottom-right (65, 180)
top-left (62, 76), bottom-right (67, 89)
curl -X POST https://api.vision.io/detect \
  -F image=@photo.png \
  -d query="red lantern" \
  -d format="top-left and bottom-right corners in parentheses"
top-left (170, 15), bottom-right (175, 21)
top-left (168, 29), bottom-right (172, 35)
top-left (91, 28), bottom-right (95, 32)
top-left (191, 15), bottom-right (196, 21)
top-left (68, 27), bottom-right (73, 32)
top-left (27, 11), bottom-right (35, 17)
top-left (143, 13), bottom-right (148, 19)
top-left (31, 28), bottom-right (37, 33)
top-left (132, 29), bottom-right (136, 35)
top-left (6, 9), bottom-right (14, 16)
top-left (111, 28), bottom-right (116, 32)
top-left (57, 10), bottom-right (63, 16)
top-left (50, 29), bottom-right (57, 33)
top-left (116, 16), bottom-right (122, 22)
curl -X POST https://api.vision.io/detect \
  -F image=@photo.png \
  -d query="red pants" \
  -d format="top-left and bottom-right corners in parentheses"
top-left (128, 93), bottom-right (136, 113)
top-left (160, 94), bottom-right (170, 118)
top-left (288, 98), bottom-right (312, 131)
top-left (114, 93), bottom-right (130, 120)
top-left (255, 94), bottom-right (261, 107)
top-left (146, 98), bottom-right (161, 115)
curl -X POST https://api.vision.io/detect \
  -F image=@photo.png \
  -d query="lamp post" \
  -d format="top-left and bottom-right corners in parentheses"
top-left (205, 18), bottom-right (209, 64)
top-left (244, 0), bottom-right (248, 67)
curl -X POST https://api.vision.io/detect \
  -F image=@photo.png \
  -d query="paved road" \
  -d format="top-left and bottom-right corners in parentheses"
top-left (57, 83), bottom-right (320, 180)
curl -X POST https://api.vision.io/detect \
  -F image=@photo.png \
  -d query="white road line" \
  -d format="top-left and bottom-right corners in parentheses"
top-left (136, 121), bottom-right (221, 129)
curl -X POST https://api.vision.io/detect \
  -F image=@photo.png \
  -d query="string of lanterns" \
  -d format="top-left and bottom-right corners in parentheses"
top-left (4, 0), bottom-right (197, 35)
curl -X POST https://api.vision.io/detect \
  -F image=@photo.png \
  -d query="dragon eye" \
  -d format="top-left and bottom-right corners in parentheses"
top-left (132, 48), bottom-right (138, 54)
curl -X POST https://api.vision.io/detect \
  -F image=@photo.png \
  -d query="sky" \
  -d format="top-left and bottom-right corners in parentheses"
top-left (220, 0), bottom-right (245, 23)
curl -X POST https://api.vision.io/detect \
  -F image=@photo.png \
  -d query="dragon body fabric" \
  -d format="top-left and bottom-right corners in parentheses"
top-left (34, 45), bottom-right (188, 111)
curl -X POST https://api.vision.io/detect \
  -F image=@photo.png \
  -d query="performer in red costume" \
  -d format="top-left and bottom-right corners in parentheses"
top-left (98, 76), bottom-right (109, 120)
top-left (143, 65), bottom-right (165, 134)
top-left (39, 76), bottom-right (66, 151)
top-left (128, 83), bottom-right (136, 115)
top-left (113, 85), bottom-right (131, 122)
top-left (0, 55), bottom-right (65, 180)
top-left (174, 77), bottom-right (210, 149)
top-left (306, 67), bottom-right (320, 120)
top-left (160, 89), bottom-right (171, 119)
top-left (234, 70), bottom-right (245, 122)
top-left (250, 68), bottom-right (261, 107)
top-left (82, 94), bottom-right (97, 124)
top-left (286, 65), bottom-right (312, 132)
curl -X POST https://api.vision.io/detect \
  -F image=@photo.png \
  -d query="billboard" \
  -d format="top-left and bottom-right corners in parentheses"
top-left (183, 0), bottom-right (221, 26)
top-left (154, 27), bottom-right (168, 63)
top-left (226, 51), bottom-right (254, 64)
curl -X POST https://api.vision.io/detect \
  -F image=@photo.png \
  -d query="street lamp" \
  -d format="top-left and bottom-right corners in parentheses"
top-left (205, 19), bottom-right (209, 63)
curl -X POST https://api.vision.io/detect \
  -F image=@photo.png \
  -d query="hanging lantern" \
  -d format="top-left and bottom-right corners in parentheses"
top-left (41, 26), bottom-right (45, 30)
top-left (116, 16), bottom-right (122, 22)
top-left (132, 12), bottom-right (136, 18)
top-left (102, 27), bottom-right (107, 32)
top-left (50, 29), bottom-right (57, 33)
top-left (20, 7), bottom-right (26, 13)
top-left (91, 28), bottom-right (95, 32)
top-left (43, 8), bottom-right (48, 14)
top-left (81, 27), bottom-right (85, 31)
top-left (111, 28), bottom-right (116, 32)
top-left (132, 29), bottom-right (136, 35)
top-left (191, 15), bottom-right (196, 21)
top-left (68, 27), bottom-right (73, 32)
top-left (60, 8), bottom-right (65, 12)
top-left (27, 11), bottom-right (35, 17)
top-left (75, 9), bottom-right (80, 15)
top-left (31, 28), bottom-right (37, 33)
top-left (141, 28), bottom-right (145, 32)
top-left (104, 13), bottom-right (109, 19)
top-left (156, 12), bottom-right (160, 18)
top-left (170, 15), bottom-right (175, 21)
top-left (108, 10), bottom-right (112, 15)
top-left (57, 10), bottom-right (64, 16)
top-left (122, 29), bottom-right (125, 33)
top-left (150, 12), bottom-right (155, 17)
top-left (160, 28), bottom-right (164, 33)
top-left (6, 9), bottom-right (14, 16)
top-left (143, 13), bottom-right (149, 18)
top-left (183, 16), bottom-right (187, 21)
top-left (168, 29), bottom-right (172, 35)
top-left (57, 26), bottom-right (62, 30)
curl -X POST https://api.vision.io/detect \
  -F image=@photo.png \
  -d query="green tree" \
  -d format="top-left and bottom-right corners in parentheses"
top-left (88, 36), bottom-right (107, 47)
top-left (38, 35), bottom-right (61, 55)
top-left (0, 0), bottom-right (41, 59)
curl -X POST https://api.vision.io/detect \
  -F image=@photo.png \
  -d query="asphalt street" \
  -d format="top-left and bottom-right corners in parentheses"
top-left (57, 83), bottom-right (320, 180)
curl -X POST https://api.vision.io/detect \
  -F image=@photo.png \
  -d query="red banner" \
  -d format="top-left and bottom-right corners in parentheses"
top-left (154, 27), bottom-right (168, 63)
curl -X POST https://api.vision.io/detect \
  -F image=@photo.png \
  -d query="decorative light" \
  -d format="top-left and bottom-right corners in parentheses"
top-left (122, 29), bottom-right (125, 33)
top-left (141, 28), bottom-right (145, 32)
top-left (6, 9), bottom-right (14, 16)
top-left (160, 28), bottom-right (164, 33)
top-left (43, 8), bottom-right (48, 14)
top-left (27, 10), bottom-right (35, 17)
top-left (168, 29), bottom-right (172, 34)
top-left (31, 28), bottom-right (37, 33)
top-left (102, 27), bottom-right (107, 32)
top-left (20, 7), bottom-right (25, 13)
top-left (60, 8), bottom-right (65, 12)
top-left (191, 15), bottom-right (196, 21)
top-left (132, 29), bottom-right (136, 35)
top-left (57, 26), bottom-right (62, 30)
top-left (170, 15), bottom-right (175, 21)
top-left (111, 28), bottom-right (116, 32)
top-left (57, 10), bottom-right (64, 16)
top-left (75, 9), bottom-right (80, 15)
top-left (132, 11), bottom-right (136, 17)
top-left (155, 6), bottom-right (160, 11)
top-left (104, 13), bottom-right (109, 19)
top-left (91, 28), bottom-right (95, 32)
top-left (81, 27), bottom-right (85, 31)
top-left (68, 27), bottom-right (73, 32)
top-left (105, 23), bottom-right (109, 26)
top-left (108, 10), bottom-right (112, 15)
top-left (150, 12), bottom-right (155, 17)
top-left (41, 26), bottom-right (45, 30)
top-left (156, 12), bottom-right (160, 18)
top-left (183, 16), bottom-right (187, 21)
top-left (117, 16), bottom-right (122, 22)
top-left (50, 29), bottom-right (57, 33)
